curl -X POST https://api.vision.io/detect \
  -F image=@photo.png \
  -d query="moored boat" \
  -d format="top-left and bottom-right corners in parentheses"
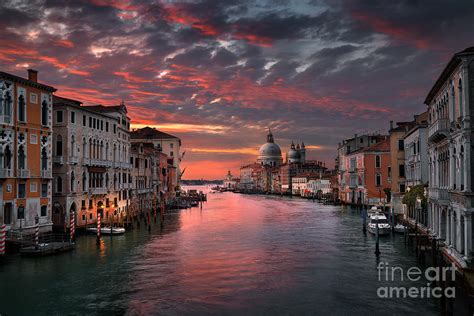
top-left (87, 226), bottom-right (126, 235)
top-left (367, 213), bottom-right (391, 235)
top-left (393, 224), bottom-right (407, 234)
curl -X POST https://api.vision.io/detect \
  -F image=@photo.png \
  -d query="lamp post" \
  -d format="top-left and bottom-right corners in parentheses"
top-left (415, 196), bottom-right (422, 256)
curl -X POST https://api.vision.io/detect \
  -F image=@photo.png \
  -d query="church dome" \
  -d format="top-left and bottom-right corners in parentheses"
top-left (287, 148), bottom-right (300, 160)
top-left (259, 142), bottom-right (282, 157)
top-left (256, 129), bottom-right (282, 167)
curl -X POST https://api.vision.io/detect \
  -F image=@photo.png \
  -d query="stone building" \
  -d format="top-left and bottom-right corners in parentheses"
top-left (425, 47), bottom-right (474, 267)
top-left (52, 96), bottom-right (131, 229)
top-left (130, 127), bottom-right (181, 194)
top-left (0, 69), bottom-right (56, 233)
top-left (339, 137), bottom-right (391, 205)
top-left (403, 112), bottom-right (429, 188)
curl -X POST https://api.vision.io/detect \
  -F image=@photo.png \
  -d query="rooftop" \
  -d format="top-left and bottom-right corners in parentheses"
top-left (131, 126), bottom-right (180, 141)
top-left (0, 70), bottom-right (56, 93)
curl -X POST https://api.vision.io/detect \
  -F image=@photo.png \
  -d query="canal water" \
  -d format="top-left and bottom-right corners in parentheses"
top-left (0, 189), bottom-right (456, 315)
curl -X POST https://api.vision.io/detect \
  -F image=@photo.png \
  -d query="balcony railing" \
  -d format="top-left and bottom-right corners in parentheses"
top-left (90, 159), bottom-right (112, 167)
top-left (17, 169), bottom-right (30, 178)
top-left (428, 119), bottom-right (449, 143)
top-left (0, 168), bottom-right (12, 178)
top-left (41, 169), bottom-right (52, 178)
top-left (70, 156), bottom-right (79, 164)
top-left (428, 187), bottom-right (449, 201)
top-left (136, 188), bottom-right (154, 194)
top-left (89, 187), bottom-right (107, 195)
top-left (53, 156), bottom-right (64, 164)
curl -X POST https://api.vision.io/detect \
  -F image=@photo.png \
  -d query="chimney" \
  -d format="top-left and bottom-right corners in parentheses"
top-left (28, 69), bottom-right (38, 82)
top-left (389, 120), bottom-right (393, 130)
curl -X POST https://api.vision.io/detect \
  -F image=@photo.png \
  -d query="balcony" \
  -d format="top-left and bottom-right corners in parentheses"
top-left (41, 169), bottom-right (52, 178)
top-left (53, 156), bottom-right (64, 165)
top-left (89, 187), bottom-right (107, 195)
top-left (0, 168), bottom-right (12, 178)
top-left (428, 119), bottom-right (449, 143)
top-left (16, 169), bottom-right (30, 178)
top-left (70, 156), bottom-right (79, 164)
top-left (428, 187), bottom-right (449, 201)
top-left (90, 159), bottom-right (112, 167)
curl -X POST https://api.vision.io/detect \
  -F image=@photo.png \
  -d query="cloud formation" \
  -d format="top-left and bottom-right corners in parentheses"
top-left (1, 0), bottom-right (473, 179)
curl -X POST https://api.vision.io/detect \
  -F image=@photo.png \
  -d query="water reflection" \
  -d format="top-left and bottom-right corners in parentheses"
top-left (0, 189), bottom-right (444, 315)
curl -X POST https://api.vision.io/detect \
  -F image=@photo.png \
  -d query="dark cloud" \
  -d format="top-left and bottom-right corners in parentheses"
top-left (0, 0), bottom-right (473, 178)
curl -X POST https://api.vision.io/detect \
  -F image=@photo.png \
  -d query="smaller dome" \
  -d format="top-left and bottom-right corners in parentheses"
top-left (287, 148), bottom-right (300, 160)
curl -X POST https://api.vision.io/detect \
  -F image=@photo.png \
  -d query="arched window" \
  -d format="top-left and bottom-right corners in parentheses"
top-left (4, 145), bottom-right (11, 169)
top-left (458, 79), bottom-right (463, 118)
top-left (83, 138), bottom-right (87, 158)
top-left (41, 147), bottom-right (48, 170)
top-left (4, 91), bottom-right (12, 123)
top-left (57, 176), bottom-right (63, 193)
top-left (106, 173), bottom-right (109, 188)
top-left (56, 135), bottom-right (63, 156)
top-left (113, 143), bottom-right (117, 162)
top-left (41, 100), bottom-right (48, 125)
top-left (82, 172), bottom-right (87, 191)
top-left (18, 145), bottom-right (25, 169)
top-left (105, 142), bottom-right (109, 161)
top-left (70, 171), bottom-right (75, 191)
top-left (18, 94), bottom-right (26, 122)
top-left (460, 145), bottom-right (465, 191)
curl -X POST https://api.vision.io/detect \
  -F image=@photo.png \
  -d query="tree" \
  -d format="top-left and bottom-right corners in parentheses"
top-left (402, 184), bottom-right (427, 209)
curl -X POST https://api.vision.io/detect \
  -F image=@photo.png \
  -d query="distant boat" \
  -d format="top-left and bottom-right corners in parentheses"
top-left (367, 212), bottom-right (391, 235)
top-left (393, 224), bottom-right (407, 234)
top-left (87, 227), bottom-right (125, 235)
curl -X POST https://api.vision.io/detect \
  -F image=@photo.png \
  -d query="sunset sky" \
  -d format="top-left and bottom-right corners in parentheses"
top-left (1, 0), bottom-right (473, 179)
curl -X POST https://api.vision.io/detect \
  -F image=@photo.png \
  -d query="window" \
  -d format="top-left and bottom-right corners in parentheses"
top-left (113, 124), bottom-right (116, 133)
top-left (71, 111), bottom-right (75, 124)
top-left (399, 184), bottom-right (406, 193)
top-left (41, 100), bottom-right (48, 125)
top-left (70, 171), bottom-right (75, 191)
top-left (41, 205), bottom-right (47, 217)
top-left (375, 155), bottom-right (381, 168)
top-left (82, 172), bottom-right (87, 191)
top-left (89, 199), bottom-right (93, 209)
top-left (399, 164), bottom-right (405, 177)
top-left (398, 139), bottom-right (404, 151)
top-left (2, 91), bottom-right (12, 123)
top-left (56, 176), bottom-right (63, 193)
top-left (101, 120), bottom-right (104, 130)
top-left (458, 79), bottom-right (463, 117)
top-left (106, 122), bottom-right (109, 132)
top-left (114, 197), bottom-right (118, 207)
top-left (93, 118), bottom-right (96, 129)
top-left (4, 203), bottom-right (12, 224)
top-left (145, 159), bottom-right (148, 168)
top-left (30, 134), bottom-right (37, 144)
top-left (30, 93), bottom-right (38, 104)
top-left (30, 182), bottom-right (37, 193)
top-left (17, 206), bottom-right (25, 219)
top-left (170, 151), bottom-right (174, 157)
top-left (18, 145), bottom-right (25, 169)
top-left (81, 200), bottom-right (86, 209)
top-left (41, 183), bottom-right (48, 197)
top-left (83, 115), bottom-right (87, 126)
top-left (56, 110), bottom-right (63, 123)
top-left (375, 173), bottom-right (381, 187)
top-left (89, 117), bottom-right (92, 128)
top-left (56, 135), bottom-right (63, 156)
top-left (41, 147), bottom-right (48, 170)
top-left (18, 183), bottom-right (26, 198)
top-left (170, 143), bottom-right (174, 149)
top-left (18, 94), bottom-right (26, 122)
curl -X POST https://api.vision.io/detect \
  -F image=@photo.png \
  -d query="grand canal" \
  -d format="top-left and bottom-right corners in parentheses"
top-left (0, 189), bottom-right (463, 315)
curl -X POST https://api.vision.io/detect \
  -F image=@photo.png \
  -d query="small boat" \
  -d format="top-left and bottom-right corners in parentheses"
top-left (87, 226), bottom-right (126, 235)
top-left (367, 213), bottom-right (391, 235)
top-left (190, 201), bottom-right (199, 207)
top-left (393, 224), bottom-right (407, 234)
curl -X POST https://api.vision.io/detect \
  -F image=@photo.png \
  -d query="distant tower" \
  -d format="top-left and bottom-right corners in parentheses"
top-left (287, 141), bottom-right (301, 163)
top-left (300, 142), bottom-right (306, 162)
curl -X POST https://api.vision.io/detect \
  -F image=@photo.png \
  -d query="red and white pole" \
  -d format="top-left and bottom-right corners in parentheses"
top-left (0, 224), bottom-right (6, 255)
top-left (96, 212), bottom-right (101, 245)
top-left (70, 211), bottom-right (75, 242)
top-left (35, 221), bottom-right (39, 250)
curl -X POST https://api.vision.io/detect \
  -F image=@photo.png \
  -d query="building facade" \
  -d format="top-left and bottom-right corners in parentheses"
top-left (0, 69), bottom-right (56, 233)
top-left (131, 127), bottom-right (181, 195)
top-left (52, 96), bottom-right (132, 229)
top-left (340, 138), bottom-right (391, 205)
top-left (404, 112), bottom-right (429, 188)
top-left (425, 47), bottom-right (474, 267)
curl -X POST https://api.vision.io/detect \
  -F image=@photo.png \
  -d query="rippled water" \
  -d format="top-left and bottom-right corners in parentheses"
top-left (0, 189), bottom-right (449, 315)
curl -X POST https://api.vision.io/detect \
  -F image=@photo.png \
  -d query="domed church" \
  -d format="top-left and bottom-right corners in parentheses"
top-left (286, 141), bottom-right (306, 163)
top-left (257, 129), bottom-right (283, 167)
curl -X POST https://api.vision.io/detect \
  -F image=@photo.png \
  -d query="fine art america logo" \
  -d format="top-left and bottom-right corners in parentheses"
top-left (377, 262), bottom-right (456, 299)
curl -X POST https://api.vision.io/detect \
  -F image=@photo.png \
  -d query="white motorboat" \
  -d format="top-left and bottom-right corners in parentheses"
top-left (87, 226), bottom-right (126, 235)
top-left (367, 213), bottom-right (391, 235)
top-left (393, 224), bottom-right (407, 234)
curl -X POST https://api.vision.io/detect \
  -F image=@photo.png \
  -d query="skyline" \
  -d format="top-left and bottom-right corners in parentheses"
top-left (1, 0), bottom-right (474, 179)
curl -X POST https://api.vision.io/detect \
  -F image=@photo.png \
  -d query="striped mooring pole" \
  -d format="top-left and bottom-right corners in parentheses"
top-left (70, 211), bottom-right (75, 242)
top-left (96, 212), bottom-right (101, 245)
top-left (0, 224), bottom-right (6, 255)
top-left (35, 217), bottom-right (40, 250)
